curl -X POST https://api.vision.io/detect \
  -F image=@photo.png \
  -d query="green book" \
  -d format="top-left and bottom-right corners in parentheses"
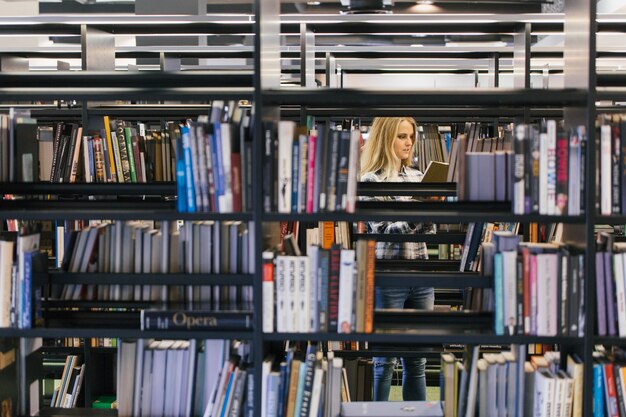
top-left (123, 126), bottom-right (138, 183)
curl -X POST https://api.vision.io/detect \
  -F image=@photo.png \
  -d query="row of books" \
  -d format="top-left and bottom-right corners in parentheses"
top-left (264, 121), bottom-right (361, 214)
top-left (0, 233), bottom-right (44, 329)
top-left (441, 346), bottom-right (583, 417)
top-left (413, 124), bottom-right (451, 174)
top-left (596, 233), bottom-right (626, 337)
top-left (511, 121), bottom-right (587, 215)
top-left (599, 114), bottom-right (626, 216)
top-left (261, 344), bottom-right (347, 417)
top-left (175, 101), bottom-right (253, 213)
top-left (117, 339), bottom-right (252, 417)
top-left (592, 347), bottom-right (626, 417)
top-left (44, 337), bottom-right (117, 348)
top-left (485, 232), bottom-right (585, 337)
top-left (262, 240), bottom-right (375, 334)
top-left (0, 110), bottom-right (37, 182)
top-left (452, 123), bottom-right (513, 192)
top-left (51, 355), bottom-right (85, 409)
top-left (57, 220), bottom-right (254, 311)
top-left (459, 222), bottom-right (519, 272)
top-left (45, 118), bottom-right (182, 184)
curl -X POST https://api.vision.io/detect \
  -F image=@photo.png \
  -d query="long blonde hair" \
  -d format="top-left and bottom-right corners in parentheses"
top-left (360, 117), bottom-right (417, 181)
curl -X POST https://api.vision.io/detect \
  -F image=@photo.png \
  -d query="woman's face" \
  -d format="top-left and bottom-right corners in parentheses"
top-left (393, 120), bottom-right (415, 162)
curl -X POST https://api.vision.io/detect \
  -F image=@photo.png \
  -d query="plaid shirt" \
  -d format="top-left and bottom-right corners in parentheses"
top-left (360, 166), bottom-right (435, 260)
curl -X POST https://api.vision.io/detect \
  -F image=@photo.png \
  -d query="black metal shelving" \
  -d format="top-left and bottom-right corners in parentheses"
top-left (42, 272), bottom-right (254, 286)
top-left (0, 328), bottom-right (254, 340)
top-left (262, 332), bottom-right (582, 345)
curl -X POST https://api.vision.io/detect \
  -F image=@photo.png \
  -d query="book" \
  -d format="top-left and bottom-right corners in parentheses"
top-left (140, 311), bottom-right (253, 331)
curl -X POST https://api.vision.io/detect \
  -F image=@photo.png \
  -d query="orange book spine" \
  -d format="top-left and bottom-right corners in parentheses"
top-left (364, 240), bottom-right (375, 333)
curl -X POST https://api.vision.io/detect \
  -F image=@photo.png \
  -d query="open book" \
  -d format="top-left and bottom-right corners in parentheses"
top-left (421, 161), bottom-right (450, 183)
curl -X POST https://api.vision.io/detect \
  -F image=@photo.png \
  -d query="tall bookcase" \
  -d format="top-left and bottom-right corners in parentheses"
top-left (0, 0), bottom-right (615, 416)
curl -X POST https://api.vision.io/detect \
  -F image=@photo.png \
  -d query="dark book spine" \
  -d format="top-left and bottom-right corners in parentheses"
top-left (242, 126), bottom-right (253, 212)
top-left (568, 253), bottom-right (579, 336)
top-left (263, 124), bottom-right (275, 212)
top-left (141, 310), bottom-right (253, 330)
top-left (579, 127), bottom-right (587, 214)
top-left (530, 126), bottom-right (540, 213)
top-left (299, 345), bottom-right (318, 417)
top-left (325, 131), bottom-right (340, 212)
top-left (291, 139), bottom-right (300, 213)
top-left (513, 125), bottom-right (525, 214)
top-left (523, 125), bottom-right (532, 214)
top-left (556, 130), bottom-right (570, 215)
top-left (621, 119), bottom-right (626, 215)
top-left (614, 364), bottom-right (626, 417)
top-left (614, 122), bottom-right (622, 214)
top-left (327, 245), bottom-right (341, 332)
top-left (516, 252), bottom-right (524, 335)
top-left (335, 131), bottom-right (351, 211)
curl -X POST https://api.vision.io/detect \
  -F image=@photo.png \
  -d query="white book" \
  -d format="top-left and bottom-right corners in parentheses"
top-left (262, 251), bottom-right (275, 333)
top-left (344, 129), bottom-right (360, 213)
top-left (559, 371), bottom-right (574, 417)
top-left (308, 246), bottom-right (319, 332)
top-left (539, 133), bottom-right (548, 214)
top-left (546, 120), bottom-right (557, 215)
top-left (297, 256), bottom-right (310, 333)
top-left (0, 240), bottom-right (15, 327)
top-left (219, 123), bottom-right (233, 212)
top-left (183, 340), bottom-right (197, 417)
top-left (82, 136), bottom-right (92, 183)
top-left (132, 339), bottom-right (145, 417)
top-left (536, 253), bottom-right (558, 336)
top-left (287, 256), bottom-right (298, 332)
top-left (277, 121), bottom-right (295, 213)
top-left (513, 125), bottom-right (526, 214)
top-left (552, 372), bottom-right (565, 417)
top-left (140, 349), bottom-right (153, 417)
top-left (534, 369), bottom-right (555, 417)
top-left (568, 130), bottom-right (581, 215)
top-left (309, 366), bottom-right (325, 417)
top-left (618, 253), bottom-right (626, 337)
top-left (275, 256), bottom-right (288, 333)
top-left (502, 251), bottom-right (517, 336)
top-left (601, 124), bottom-right (612, 215)
top-left (337, 249), bottom-right (356, 333)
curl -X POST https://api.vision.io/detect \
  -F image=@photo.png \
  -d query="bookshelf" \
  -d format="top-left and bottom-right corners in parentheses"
top-left (0, 0), bottom-right (617, 416)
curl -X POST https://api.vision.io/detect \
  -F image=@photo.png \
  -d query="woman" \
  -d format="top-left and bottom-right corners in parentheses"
top-left (361, 117), bottom-right (435, 401)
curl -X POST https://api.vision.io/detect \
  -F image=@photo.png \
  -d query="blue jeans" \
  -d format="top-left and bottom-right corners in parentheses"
top-left (373, 286), bottom-right (434, 401)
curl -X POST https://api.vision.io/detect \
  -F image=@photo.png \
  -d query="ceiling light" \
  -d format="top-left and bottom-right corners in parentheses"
top-left (416, 0), bottom-right (434, 4)
top-left (307, 1), bottom-right (321, 5)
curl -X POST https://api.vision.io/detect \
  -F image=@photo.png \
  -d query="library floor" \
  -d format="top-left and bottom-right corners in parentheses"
top-left (388, 386), bottom-right (440, 401)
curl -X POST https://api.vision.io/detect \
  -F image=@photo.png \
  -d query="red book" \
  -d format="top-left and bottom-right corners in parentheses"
top-left (604, 363), bottom-right (620, 417)
top-left (306, 133), bottom-right (317, 213)
top-left (364, 240), bottom-right (375, 334)
top-left (555, 131), bottom-right (569, 215)
top-left (522, 247), bottom-right (531, 335)
top-left (231, 152), bottom-right (242, 212)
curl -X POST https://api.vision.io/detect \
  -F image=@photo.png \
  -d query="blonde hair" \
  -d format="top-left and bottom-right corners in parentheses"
top-left (360, 117), bottom-right (417, 181)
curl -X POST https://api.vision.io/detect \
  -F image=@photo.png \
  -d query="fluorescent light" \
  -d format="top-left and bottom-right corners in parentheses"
top-left (307, 1), bottom-right (321, 5)
top-left (446, 41), bottom-right (508, 47)
top-left (416, 0), bottom-right (434, 4)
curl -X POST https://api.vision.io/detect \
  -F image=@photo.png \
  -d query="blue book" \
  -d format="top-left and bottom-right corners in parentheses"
top-left (86, 137), bottom-right (95, 182)
top-left (176, 159), bottom-right (187, 212)
top-left (219, 371), bottom-right (236, 417)
top-left (594, 363), bottom-right (604, 417)
top-left (20, 250), bottom-right (33, 328)
top-left (180, 126), bottom-right (196, 212)
top-left (494, 252), bottom-right (504, 335)
top-left (318, 250), bottom-right (329, 332)
top-left (293, 362), bottom-right (307, 417)
top-left (291, 139), bottom-right (300, 213)
top-left (277, 362), bottom-right (288, 417)
top-left (267, 372), bottom-right (280, 417)
top-left (212, 123), bottom-right (225, 212)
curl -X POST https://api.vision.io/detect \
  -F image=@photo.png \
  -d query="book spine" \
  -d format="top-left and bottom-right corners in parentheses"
top-left (604, 364), bottom-right (620, 417)
top-left (93, 137), bottom-right (106, 184)
top-left (278, 121), bottom-right (294, 213)
top-left (103, 116), bottom-right (117, 182)
top-left (141, 311), bottom-right (252, 330)
top-left (345, 130), bottom-right (360, 213)
top-left (262, 252), bottom-right (275, 333)
top-left (614, 123), bottom-right (622, 214)
top-left (306, 134), bottom-right (317, 213)
top-left (539, 130), bottom-right (549, 214)
top-left (596, 252), bottom-right (607, 336)
top-left (131, 134), bottom-right (143, 184)
top-left (335, 131), bottom-right (351, 212)
top-left (601, 124), bottom-right (612, 215)
top-left (276, 256), bottom-right (287, 333)
top-left (327, 246), bottom-right (341, 333)
top-left (555, 130), bottom-right (569, 215)
top-left (594, 364), bottom-right (605, 417)
top-left (318, 249), bottom-right (329, 333)
top-left (337, 249), bottom-right (355, 333)
top-left (530, 126), bottom-right (540, 213)
top-left (494, 252), bottom-right (504, 335)
top-left (579, 126), bottom-right (587, 214)
top-left (513, 125), bottom-right (526, 214)
top-left (180, 126), bottom-right (197, 213)
top-left (297, 256), bottom-right (310, 333)
top-left (364, 240), bottom-right (375, 334)
top-left (291, 138), bottom-right (300, 213)
top-left (84, 136), bottom-right (93, 183)
top-left (569, 128), bottom-right (581, 215)
top-left (546, 120), bottom-right (557, 215)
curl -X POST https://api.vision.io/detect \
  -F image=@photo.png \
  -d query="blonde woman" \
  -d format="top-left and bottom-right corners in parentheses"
top-left (361, 117), bottom-right (435, 401)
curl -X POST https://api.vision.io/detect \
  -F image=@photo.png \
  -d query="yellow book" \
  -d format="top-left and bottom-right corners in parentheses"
top-left (103, 116), bottom-right (117, 182)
